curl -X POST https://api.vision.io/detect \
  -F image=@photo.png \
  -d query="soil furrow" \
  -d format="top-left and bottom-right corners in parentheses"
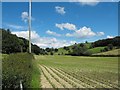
top-left (40, 71), bottom-right (53, 88)
top-left (57, 68), bottom-right (113, 88)
top-left (40, 65), bottom-right (64, 88)
top-left (53, 67), bottom-right (94, 88)
top-left (44, 66), bottom-right (85, 88)
top-left (43, 65), bottom-right (73, 88)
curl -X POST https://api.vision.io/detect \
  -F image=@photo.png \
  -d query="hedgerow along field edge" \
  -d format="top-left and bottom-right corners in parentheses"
top-left (2, 53), bottom-right (39, 89)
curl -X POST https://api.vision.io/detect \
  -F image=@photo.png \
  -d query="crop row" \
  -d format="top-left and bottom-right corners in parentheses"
top-left (40, 65), bottom-right (88, 88)
top-left (40, 65), bottom-right (118, 89)
top-left (57, 68), bottom-right (118, 88)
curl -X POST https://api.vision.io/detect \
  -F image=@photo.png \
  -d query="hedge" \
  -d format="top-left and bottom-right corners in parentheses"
top-left (2, 53), bottom-right (34, 89)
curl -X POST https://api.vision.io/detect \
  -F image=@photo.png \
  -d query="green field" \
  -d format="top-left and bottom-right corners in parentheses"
top-left (2, 53), bottom-right (119, 88)
top-left (87, 47), bottom-right (105, 54)
top-left (35, 55), bottom-right (118, 88)
top-left (93, 49), bottom-right (120, 56)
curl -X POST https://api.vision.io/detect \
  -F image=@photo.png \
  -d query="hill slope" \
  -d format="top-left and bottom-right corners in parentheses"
top-left (55, 36), bottom-right (120, 56)
top-left (1, 29), bottom-right (46, 55)
top-left (93, 49), bottom-right (120, 56)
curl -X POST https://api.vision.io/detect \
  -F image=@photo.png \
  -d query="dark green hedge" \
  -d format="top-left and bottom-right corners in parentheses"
top-left (91, 55), bottom-right (120, 57)
top-left (2, 53), bottom-right (34, 89)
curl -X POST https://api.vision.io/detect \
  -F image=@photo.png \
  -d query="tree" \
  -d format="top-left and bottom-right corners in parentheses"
top-left (1, 29), bottom-right (46, 55)
top-left (92, 36), bottom-right (120, 47)
top-left (45, 48), bottom-right (51, 52)
top-left (71, 45), bottom-right (87, 56)
top-left (103, 47), bottom-right (109, 52)
top-left (83, 50), bottom-right (92, 56)
top-left (107, 44), bottom-right (113, 50)
top-left (50, 51), bottom-right (53, 55)
top-left (89, 43), bottom-right (95, 49)
top-left (80, 43), bottom-right (84, 47)
top-left (55, 48), bottom-right (58, 52)
top-left (19, 39), bottom-right (24, 52)
top-left (85, 41), bottom-right (88, 44)
top-left (63, 46), bottom-right (69, 51)
top-left (32, 44), bottom-right (40, 55)
top-left (7, 29), bottom-right (11, 34)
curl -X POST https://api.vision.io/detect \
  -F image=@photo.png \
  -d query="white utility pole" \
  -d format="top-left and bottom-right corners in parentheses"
top-left (29, 0), bottom-right (32, 53)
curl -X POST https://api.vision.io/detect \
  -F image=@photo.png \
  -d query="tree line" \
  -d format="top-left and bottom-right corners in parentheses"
top-left (91, 36), bottom-right (120, 48)
top-left (64, 36), bottom-right (120, 56)
top-left (1, 29), bottom-right (53, 55)
top-left (1, 28), bottom-right (120, 55)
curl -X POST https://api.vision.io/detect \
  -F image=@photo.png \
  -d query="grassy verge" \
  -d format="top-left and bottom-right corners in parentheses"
top-left (30, 56), bottom-right (41, 88)
top-left (2, 53), bottom-right (34, 89)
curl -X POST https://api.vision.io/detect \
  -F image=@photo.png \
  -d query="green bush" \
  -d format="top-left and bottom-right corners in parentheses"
top-left (83, 50), bottom-right (92, 56)
top-left (2, 53), bottom-right (34, 89)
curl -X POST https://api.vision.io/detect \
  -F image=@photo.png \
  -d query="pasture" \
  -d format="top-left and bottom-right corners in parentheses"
top-left (35, 55), bottom-right (118, 88)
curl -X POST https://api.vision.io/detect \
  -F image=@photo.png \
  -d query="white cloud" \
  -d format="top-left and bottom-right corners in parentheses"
top-left (6, 24), bottom-right (25, 30)
top-left (66, 26), bottom-right (104, 38)
top-left (107, 35), bottom-right (114, 38)
top-left (11, 30), bottom-right (76, 48)
top-left (46, 30), bottom-right (61, 37)
top-left (97, 32), bottom-right (105, 36)
top-left (55, 6), bottom-right (66, 15)
top-left (21, 11), bottom-right (35, 23)
top-left (56, 23), bottom-right (76, 30)
top-left (56, 23), bottom-right (104, 38)
top-left (66, 26), bottom-right (96, 38)
top-left (70, 41), bottom-right (77, 44)
top-left (69, 0), bottom-right (100, 6)
top-left (21, 12), bottom-right (28, 23)
top-left (12, 31), bottom-right (39, 40)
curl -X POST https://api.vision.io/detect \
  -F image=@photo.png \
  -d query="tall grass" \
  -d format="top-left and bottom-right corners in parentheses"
top-left (30, 57), bottom-right (41, 88)
top-left (2, 53), bottom-right (34, 89)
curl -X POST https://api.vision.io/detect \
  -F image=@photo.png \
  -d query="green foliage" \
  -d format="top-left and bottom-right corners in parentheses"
top-left (87, 47), bottom-right (105, 54)
top-left (30, 56), bottom-right (41, 88)
top-left (54, 48), bottom-right (58, 52)
top-left (63, 46), bottom-right (69, 51)
top-left (92, 36), bottom-right (120, 47)
top-left (2, 53), bottom-right (34, 89)
top-left (50, 51), bottom-right (54, 55)
top-left (1, 29), bottom-right (46, 55)
top-left (79, 43), bottom-right (84, 47)
top-left (2, 29), bottom-right (21, 53)
top-left (107, 44), bottom-right (113, 50)
top-left (83, 50), bottom-right (92, 56)
top-left (70, 45), bottom-right (88, 56)
top-left (55, 36), bottom-right (120, 56)
top-left (32, 45), bottom-right (46, 55)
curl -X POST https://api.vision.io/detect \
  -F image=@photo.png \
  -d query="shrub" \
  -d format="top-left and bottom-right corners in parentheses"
top-left (63, 46), bottom-right (69, 51)
top-left (50, 51), bottom-right (53, 55)
top-left (83, 51), bottom-right (92, 56)
top-left (107, 44), bottom-right (113, 50)
top-left (2, 53), bottom-right (34, 89)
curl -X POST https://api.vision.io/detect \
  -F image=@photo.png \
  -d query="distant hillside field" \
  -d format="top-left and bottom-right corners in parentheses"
top-left (55, 36), bottom-right (120, 56)
top-left (87, 47), bottom-right (105, 54)
top-left (1, 28), bottom-right (120, 56)
top-left (93, 49), bottom-right (120, 56)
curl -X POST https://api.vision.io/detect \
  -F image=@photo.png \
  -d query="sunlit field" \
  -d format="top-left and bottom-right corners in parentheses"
top-left (35, 55), bottom-right (118, 88)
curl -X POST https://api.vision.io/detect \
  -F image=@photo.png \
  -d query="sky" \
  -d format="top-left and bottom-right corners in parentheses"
top-left (2, 1), bottom-right (118, 48)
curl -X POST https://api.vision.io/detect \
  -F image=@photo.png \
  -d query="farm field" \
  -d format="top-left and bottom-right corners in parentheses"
top-left (93, 49), bottom-right (120, 56)
top-left (35, 55), bottom-right (119, 88)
